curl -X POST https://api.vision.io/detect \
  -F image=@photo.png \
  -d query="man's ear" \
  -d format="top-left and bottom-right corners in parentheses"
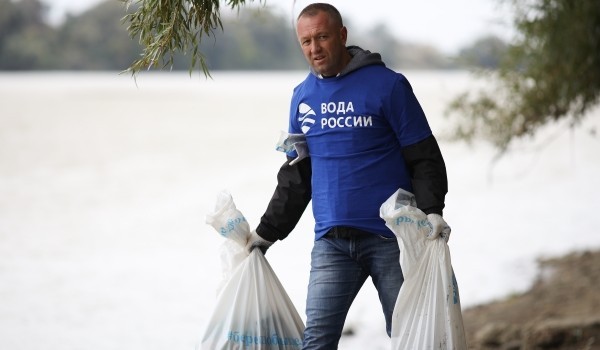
top-left (340, 26), bottom-right (348, 44)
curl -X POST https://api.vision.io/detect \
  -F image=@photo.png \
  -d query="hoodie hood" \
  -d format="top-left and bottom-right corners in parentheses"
top-left (311, 45), bottom-right (386, 78)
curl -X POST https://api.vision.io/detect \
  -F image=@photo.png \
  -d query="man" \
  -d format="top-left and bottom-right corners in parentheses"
top-left (246, 3), bottom-right (449, 349)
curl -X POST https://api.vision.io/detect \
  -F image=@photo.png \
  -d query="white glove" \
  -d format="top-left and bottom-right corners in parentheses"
top-left (245, 230), bottom-right (274, 254)
top-left (426, 213), bottom-right (451, 242)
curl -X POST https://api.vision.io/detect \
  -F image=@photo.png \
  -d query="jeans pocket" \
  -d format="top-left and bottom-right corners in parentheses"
top-left (377, 234), bottom-right (397, 241)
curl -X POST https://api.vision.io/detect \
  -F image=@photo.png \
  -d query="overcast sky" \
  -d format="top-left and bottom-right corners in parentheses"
top-left (43, 0), bottom-right (515, 54)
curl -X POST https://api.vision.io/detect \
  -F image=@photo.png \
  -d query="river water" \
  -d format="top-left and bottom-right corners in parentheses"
top-left (1, 71), bottom-right (599, 349)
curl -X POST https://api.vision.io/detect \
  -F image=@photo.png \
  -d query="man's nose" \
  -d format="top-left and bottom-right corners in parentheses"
top-left (310, 40), bottom-right (321, 53)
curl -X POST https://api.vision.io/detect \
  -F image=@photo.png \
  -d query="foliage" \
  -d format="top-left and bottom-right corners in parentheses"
top-left (120, 0), bottom-right (460, 75)
top-left (0, 0), bottom-right (57, 69)
top-left (446, 0), bottom-right (600, 152)
top-left (0, 0), bottom-right (488, 72)
top-left (364, 24), bottom-right (454, 69)
top-left (121, 0), bottom-right (259, 76)
top-left (196, 8), bottom-right (305, 70)
top-left (57, 1), bottom-right (142, 70)
top-left (0, 0), bottom-right (308, 71)
top-left (455, 35), bottom-right (509, 69)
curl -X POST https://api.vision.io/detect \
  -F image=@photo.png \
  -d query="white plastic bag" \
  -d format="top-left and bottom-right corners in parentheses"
top-left (201, 191), bottom-right (305, 350)
top-left (380, 188), bottom-right (467, 350)
top-left (205, 191), bottom-right (252, 294)
top-left (275, 131), bottom-right (308, 165)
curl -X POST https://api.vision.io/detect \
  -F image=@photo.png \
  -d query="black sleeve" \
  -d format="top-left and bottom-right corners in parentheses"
top-left (400, 135), bottom-right (448, 215)
top-left (255, 156), bottom-right (312, 242)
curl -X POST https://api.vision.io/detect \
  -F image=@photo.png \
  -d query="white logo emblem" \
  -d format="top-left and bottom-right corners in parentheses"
top-left (298, 103), bottom-right (316, 134)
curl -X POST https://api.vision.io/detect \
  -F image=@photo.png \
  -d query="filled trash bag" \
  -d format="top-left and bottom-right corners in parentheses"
top-left (380, 188), bottom-right (467, 350)
top-left (201, 191), bottom-right (305, 350)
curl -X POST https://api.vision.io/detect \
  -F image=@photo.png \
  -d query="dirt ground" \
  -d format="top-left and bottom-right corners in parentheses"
top-left (462, 249), bottom-right (600, 350)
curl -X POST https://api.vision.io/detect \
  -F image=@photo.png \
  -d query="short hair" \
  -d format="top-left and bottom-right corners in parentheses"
top-left (297, 3), bottom-right (344, 27)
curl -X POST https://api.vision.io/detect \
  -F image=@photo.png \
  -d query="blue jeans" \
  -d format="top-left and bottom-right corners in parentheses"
top-left (302, 231), bottom-right (404, 350)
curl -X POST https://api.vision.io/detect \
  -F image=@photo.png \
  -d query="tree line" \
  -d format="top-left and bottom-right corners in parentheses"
top-left (0, 0), bottom-right (505, 71)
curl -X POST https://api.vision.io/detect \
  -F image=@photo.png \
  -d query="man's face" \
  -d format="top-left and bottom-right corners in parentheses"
top-left (296, 11), bottom-right (348, 77)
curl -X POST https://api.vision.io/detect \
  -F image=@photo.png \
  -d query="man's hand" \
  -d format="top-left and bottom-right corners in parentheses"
top-left (245, 230), bottom-right (274, 254)
top-left (426, 213), bottom-right (451, 242)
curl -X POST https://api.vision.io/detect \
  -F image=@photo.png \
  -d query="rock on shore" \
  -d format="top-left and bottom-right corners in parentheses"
top-left (462, 249), bottom-right (600, 350)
